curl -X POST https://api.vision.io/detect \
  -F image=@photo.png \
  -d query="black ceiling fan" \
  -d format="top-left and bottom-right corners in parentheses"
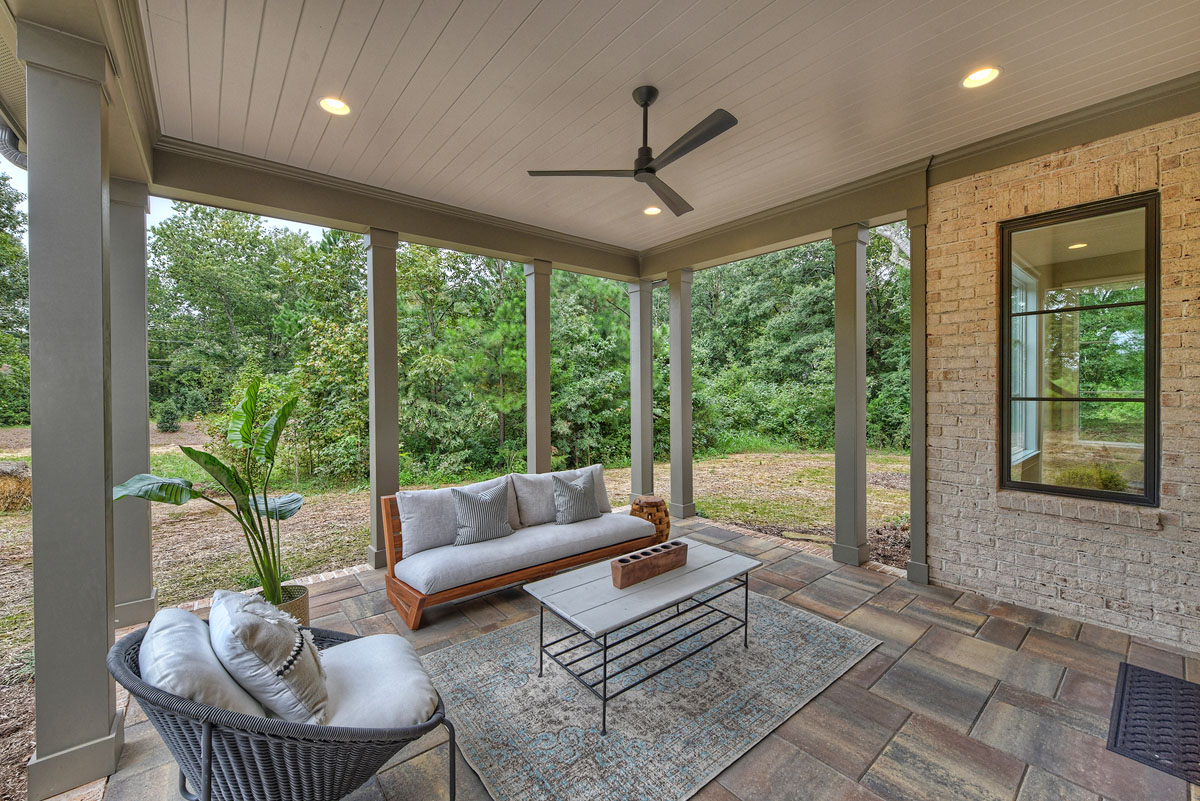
top-left (527, 85), bottom-right (737, 216)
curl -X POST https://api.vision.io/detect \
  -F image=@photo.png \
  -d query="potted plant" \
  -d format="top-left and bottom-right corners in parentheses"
top-left (113, 380), bottom-right (310, 622)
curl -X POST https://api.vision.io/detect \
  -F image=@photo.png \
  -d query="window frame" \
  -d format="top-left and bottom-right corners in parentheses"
top-left (998, 191), bottom-right (1161, 507)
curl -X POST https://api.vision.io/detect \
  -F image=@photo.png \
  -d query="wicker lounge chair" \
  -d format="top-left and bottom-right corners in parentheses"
top-left (108, 625), bottom-right (455, 801)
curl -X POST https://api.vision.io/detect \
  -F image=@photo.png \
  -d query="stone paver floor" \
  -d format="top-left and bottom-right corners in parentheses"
top-left (104, 518), bottom-right (1200, 801)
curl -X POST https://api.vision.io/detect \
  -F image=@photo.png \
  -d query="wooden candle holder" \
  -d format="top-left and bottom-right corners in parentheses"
top-left (611, 540), bottom-right (688, 589)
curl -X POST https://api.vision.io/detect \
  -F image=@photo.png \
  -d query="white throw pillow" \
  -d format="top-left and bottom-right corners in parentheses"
top-left (208, 590), bottom-right (328, 724)
top-left (322, 635), bottom-right (439, 728)
top-left (138, 608), bottom-right (265, 717)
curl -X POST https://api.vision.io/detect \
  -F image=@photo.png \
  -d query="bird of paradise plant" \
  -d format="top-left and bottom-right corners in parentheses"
top-left (113, 379), bottom-right (302, 605)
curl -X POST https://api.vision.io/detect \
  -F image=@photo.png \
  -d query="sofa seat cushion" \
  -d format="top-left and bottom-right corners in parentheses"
top-left (397, 475), bottom-right (521, 559)
top-left (322, 635), bottom-right (439, 729)
top-left (511, 465), bottom-right (613, 527)
top-left (393, 512), bottom-right (654, 595)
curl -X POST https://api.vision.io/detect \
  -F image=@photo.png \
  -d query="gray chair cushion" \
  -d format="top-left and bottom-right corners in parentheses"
top-left (322, 634), bottom-right (438, 728)
top-left (452, 482), bottom-right (514, 546)
top-left (138, 608), bottom-right (265, 718)
top-left (511, 465), bottom-right (612, 527)
top-left (396, 475), bottom-right (520, 558)
top-left (393, 512), bottom-right (654, 595)
top-left (553, 472), bottom-right (601, 524)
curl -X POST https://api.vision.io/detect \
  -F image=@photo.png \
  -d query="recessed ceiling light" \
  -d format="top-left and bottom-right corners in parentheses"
top-left (643, 206), bottom-right (662, 216)
top-left (962, 67), bottom-right (1000, 88)
top-left (1068, 242), bottom-right (1088, 249)
top-left (319, 97), bottom-right (351, 115)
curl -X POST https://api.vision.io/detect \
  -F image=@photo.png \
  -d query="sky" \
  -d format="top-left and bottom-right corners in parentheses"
top-left (0, 157), bottom-right (329, 243)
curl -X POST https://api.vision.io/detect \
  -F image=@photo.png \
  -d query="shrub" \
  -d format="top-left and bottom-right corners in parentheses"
top-left (180, 388), bottom-right (207, 420)
top-left (0, 334), bottom-right (29, 426)
top-left (1052, 463), bottom-right (1129, 492)
top-left (154, 400), bottom-right (181, 433)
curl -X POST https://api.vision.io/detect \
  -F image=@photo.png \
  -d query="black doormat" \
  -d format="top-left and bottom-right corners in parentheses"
top-left (1107, 661), bottom-right (1200, 784)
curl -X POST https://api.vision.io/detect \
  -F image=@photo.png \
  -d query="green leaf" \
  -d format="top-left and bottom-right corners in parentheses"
top-left (251, 492), bottom-right (303, 520)
top-left (113, 474), bottom-right (202, 505)
top-left (227, 379), bottom-right (260, 450)
top-left (252, 395), bottom-right (297, 465)
top-left (178, 446), bottom-right (250, 511)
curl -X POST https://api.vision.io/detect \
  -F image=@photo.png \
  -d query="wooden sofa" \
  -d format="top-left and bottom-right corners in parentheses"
top-left (381, 493), bottom-right (670, 630)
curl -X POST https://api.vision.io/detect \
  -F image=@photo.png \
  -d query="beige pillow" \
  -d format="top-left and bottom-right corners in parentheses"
top-left (208, 590), bottom-right (328, 724)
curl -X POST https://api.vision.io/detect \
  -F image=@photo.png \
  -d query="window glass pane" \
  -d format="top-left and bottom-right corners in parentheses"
top-left (1010, 207), bottom-right (1145, 312)
top-left (1009, 400), bottom-right (1145, 494)
top-left (1031, 306), bottom-right (1145, 399)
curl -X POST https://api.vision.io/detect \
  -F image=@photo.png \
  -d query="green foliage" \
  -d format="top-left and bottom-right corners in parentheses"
top-left (115, 381), bottom-right (304, 604)
top-left (1052, 463), bottom-right (1129, 491)
top-left (0, 333), bottom-right (29, 426)
top-left (154, 399), bottom-right (181, 432)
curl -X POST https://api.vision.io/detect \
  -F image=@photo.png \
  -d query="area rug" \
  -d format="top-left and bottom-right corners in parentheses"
top-left (423, 590), bottom-right (880, 801)
top-left (1107, 662), bottom-right (1200, 784)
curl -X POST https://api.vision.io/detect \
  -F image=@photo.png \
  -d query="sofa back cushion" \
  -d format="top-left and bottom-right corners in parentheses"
top-left (512, 464), bottom-right (612, 527)
top-left (138, 607), bottom-right (265, 717)
top-left (397, 475), bottom-right (520, 558)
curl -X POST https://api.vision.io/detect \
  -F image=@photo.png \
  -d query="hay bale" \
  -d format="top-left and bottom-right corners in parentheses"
top-left (0, 462), bottom-right (31, 511)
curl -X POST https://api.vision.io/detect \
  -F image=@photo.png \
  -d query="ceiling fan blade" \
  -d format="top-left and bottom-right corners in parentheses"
top-left (643, 174), bottom-right (693, 216)
top-left (647, 109), bottom-right (737, 171)
top-left (528, 169), bottom-right (635, 177)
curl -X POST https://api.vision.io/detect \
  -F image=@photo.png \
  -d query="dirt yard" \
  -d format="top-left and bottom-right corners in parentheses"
top-left (0, 447), bottom-right (908, 798)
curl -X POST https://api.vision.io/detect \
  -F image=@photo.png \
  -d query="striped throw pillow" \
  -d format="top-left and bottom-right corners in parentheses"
top-left (452, 482), bottom-right (514, 546)
top-left (552, 472), bottom-right (601, 525)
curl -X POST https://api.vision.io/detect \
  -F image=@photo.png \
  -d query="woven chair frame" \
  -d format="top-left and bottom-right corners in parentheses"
top-left (108, 625), bottom-right (455, 801)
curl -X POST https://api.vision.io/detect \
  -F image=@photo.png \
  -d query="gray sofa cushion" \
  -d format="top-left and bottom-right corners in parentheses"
top-left (322, 634), bottom-right (438, 728)
top-left (396, 475), bottom-right (520, 558)
top-left (452, 483), bottom-right (514, 546)
top-left (511, 465), bottom-right (612, 527)
top-left (393, 512), bottom-right (654, 595)
top-left (553, 472), bottom-right (600, 524)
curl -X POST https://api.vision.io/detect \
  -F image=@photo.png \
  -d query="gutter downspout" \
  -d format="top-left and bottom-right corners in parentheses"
top-left (0, 120), bottom-right (27, 169)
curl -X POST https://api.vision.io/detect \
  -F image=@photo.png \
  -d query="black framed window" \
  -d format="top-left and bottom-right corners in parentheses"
top-left (1000, 192), bottom-right (1159, 506)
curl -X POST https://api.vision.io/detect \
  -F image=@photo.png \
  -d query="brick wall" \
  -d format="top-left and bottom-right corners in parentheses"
top-left (925, 112), bottom-right (1200, 650)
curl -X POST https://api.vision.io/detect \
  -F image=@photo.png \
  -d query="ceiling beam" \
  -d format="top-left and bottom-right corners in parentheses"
top-left (150, 138), bottom-right (641, 280)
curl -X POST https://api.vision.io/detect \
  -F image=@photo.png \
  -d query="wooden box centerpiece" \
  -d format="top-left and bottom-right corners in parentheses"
top-left (611, 540), bottom-right (688, 589)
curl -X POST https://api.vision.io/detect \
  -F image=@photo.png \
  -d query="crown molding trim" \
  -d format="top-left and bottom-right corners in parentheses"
top-left (151, 137), bottom-right (640, 279)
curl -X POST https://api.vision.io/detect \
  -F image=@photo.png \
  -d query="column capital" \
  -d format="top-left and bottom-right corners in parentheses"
top-left (906, 205), bottom-right (928, 228)
top-left (17, 20), bottom-right (107, 84)
top-left (109, 179), bottom-right (148, 211)
top-left (832, 222), bottom-right (869, 246)
top-left (667, 267), bottom-right (693, 287)
top-left (524, 258), bottom-right (552, 277)
top-left (366, 228), bottom-right (399, 249)
top-left (626, 278), bottom-right (653, 296)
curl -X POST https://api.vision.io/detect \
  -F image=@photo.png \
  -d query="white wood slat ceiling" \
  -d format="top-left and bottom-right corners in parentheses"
top-left (141, 0), bottom-right (1200, 252)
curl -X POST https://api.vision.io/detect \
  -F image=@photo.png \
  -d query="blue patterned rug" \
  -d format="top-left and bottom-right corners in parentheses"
top-left (423, 590), bottom-right (880, 801)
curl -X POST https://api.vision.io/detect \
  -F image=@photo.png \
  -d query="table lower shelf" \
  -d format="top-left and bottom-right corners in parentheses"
top-left (536, 574), bottom-right (750, 734)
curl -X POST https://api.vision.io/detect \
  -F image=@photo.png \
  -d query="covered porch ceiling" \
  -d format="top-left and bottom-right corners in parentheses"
top-left (2, 0), bottom-right (1200, 275)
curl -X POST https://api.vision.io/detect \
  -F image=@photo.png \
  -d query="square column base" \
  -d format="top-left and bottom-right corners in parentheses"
top-left (26, 708), bottom-right (124, 801)
top-left (114, 587), bottom-right (157, 628)
top-left (668, 502), bottom-right (696, 519)
top-left (906, 560), bottom-right (930, 584)
top-left (831, 541), bottom-right (870, 566)
top-left (367, 544), bottom-right (388, 569)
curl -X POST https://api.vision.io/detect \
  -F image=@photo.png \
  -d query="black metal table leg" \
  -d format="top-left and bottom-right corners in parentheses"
top-left (538, 605), bottom-right (544, 677)
top-left (743, 574), bottom-right (750, 648)
top-left (601, 633), bottom-right (608, 735)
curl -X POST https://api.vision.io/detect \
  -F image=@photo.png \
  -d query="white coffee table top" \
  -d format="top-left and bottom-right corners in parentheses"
top-left (524, 538), bottom-right (761, 637)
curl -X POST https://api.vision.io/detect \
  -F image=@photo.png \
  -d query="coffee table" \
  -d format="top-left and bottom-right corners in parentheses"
top-left (524, 537), bottom-right (761, 733)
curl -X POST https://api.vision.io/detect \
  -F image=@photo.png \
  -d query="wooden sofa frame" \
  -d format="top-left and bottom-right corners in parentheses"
top-left (381, 494), bottom-right (671, 630)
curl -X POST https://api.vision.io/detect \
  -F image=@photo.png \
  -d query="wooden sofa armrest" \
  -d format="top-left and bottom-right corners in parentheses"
top-left (380, 495), bottom-right (404, 575)
top-left (630, 495), bottom-right (670, 542)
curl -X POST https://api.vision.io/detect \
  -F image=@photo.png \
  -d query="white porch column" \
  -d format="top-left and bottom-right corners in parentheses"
top-left (906, 206), bottom-right (929, 584)
top-left (668, 269), bottom-right (695, 518)
top-left (628, 280), bottom-right (654, 499)
top-left (20, 21), bottom-right (123, 800)
top-left (110, 179), bottom-right (155, 626)
top-left (367, 228), bottom-right (399, 569)
top-left (525, 259), bottom-right (552, 473)
top-left (832, 223), bottom-right (869, 565)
